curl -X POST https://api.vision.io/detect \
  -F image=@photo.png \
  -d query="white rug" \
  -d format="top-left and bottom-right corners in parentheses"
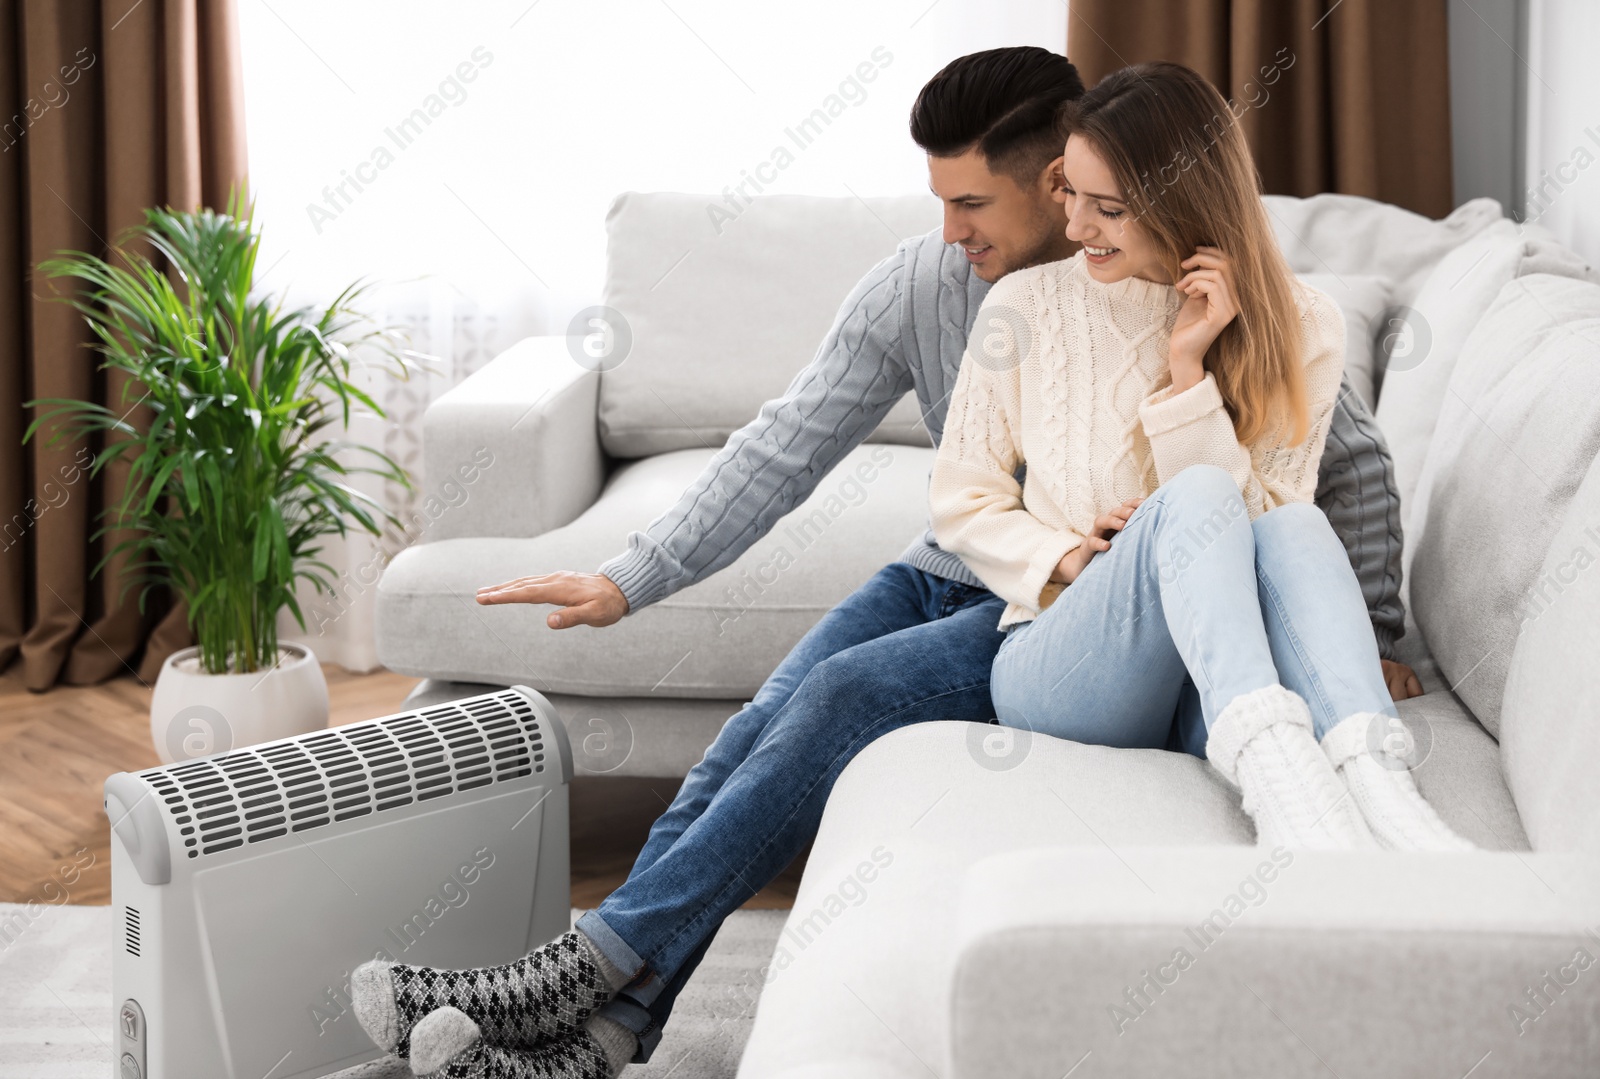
top-left (0, 903), bottom-right (783, 1078)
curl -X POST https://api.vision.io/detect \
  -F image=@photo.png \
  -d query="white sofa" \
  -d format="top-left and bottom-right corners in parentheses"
top-left (735, 203), bottom-right (1600, 1077)
top-left (375, 190), bottom-right (1600, 1075)
top-left (374, 190), bottom-right (1528, 776)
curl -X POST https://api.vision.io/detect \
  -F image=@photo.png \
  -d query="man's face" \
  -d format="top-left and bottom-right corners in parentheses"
top-left (928, 149), bottom-right (1074, 283)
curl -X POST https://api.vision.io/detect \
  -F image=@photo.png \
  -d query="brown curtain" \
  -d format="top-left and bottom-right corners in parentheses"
top-left (0, 0), bottom-right (247, 691)
top-left (1066, 0), bottom-right (1453, 219)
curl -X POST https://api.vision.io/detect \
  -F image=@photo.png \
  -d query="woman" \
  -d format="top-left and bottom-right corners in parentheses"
top-left (929, 61), bottom-right (1468, 850)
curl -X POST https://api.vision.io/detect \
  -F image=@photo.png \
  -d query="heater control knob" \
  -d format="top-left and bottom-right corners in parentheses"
top-left (120, 1052), bottom-right (142, 1079)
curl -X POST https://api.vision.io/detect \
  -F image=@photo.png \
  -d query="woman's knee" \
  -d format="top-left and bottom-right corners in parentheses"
top-left (1251, 501), bottom-right (1343, 566)
top-left (1136, 466), bottom-right (1250, 569)
top-left (1148, 464), bottom-right (1246, 523)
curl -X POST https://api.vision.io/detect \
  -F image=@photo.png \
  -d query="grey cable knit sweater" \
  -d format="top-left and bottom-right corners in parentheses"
top-left (598, 228), bottom-right (1407, 660)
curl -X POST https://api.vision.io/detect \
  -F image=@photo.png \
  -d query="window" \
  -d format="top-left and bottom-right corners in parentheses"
top-left (239, 0), bottom-right (1067, 667)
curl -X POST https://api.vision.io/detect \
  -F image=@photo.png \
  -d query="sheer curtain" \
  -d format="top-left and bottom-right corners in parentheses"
top-left (238, 0), bottom-right (1068, 670)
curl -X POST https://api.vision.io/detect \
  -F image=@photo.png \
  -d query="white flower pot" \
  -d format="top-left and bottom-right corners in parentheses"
top-left (149, 643), bottom-right (330, 764)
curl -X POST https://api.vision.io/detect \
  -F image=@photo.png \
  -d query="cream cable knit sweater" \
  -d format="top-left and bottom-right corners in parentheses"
top-left (929, 251), bottom-right (1345, 629)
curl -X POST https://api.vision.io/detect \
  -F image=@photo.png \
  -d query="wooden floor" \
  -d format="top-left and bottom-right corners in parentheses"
top-left (0, 664), bottom-right (804, 911)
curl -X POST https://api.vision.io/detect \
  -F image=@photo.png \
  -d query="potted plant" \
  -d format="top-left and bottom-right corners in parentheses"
top-left (24, 196), bottom-right (418, 762)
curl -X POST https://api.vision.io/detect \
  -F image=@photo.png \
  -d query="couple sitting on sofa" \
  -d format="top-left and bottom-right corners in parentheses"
top-left (352, 48), bottom-right (1469, 1079)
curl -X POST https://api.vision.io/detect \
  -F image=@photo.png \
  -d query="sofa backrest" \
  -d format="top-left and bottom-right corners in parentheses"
top-left (597, 191), bottom-right (941, 458)
top-left (1263, 193), bottom-right (1504, 309)
top-left (1407, 273), bottom-right (1600, 742)
top-left (594, 190), bottom-right (1501, 462)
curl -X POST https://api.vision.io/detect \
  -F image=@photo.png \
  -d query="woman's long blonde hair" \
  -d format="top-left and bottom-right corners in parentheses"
top-left (1059, 61), bottom-right (1309, 446)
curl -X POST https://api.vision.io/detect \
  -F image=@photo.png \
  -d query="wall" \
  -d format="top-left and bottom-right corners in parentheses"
top-left (1523, 0), bottom-right (1600, 264)
top-left (1451, 0), bottom-right (1600, 266)
top-left (1448, 0), bottom-right (1524, 216)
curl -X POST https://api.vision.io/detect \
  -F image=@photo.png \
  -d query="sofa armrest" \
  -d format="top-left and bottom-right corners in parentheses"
top-left (951, 847), bottom-right (1600, 1079)
top-left (419, 336), bottom-right (604, 541)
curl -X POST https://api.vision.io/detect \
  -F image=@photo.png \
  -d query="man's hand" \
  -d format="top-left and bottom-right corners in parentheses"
top-left (476, 571), bottom-right (629, 629)
top-left (1381, 658), bottom-right (1423, 701)
top-left (1051, 496), bottom-right (1145, 586)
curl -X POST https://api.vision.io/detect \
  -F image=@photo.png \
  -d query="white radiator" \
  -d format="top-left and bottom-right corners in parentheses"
top-left (104, 684), bottom-right (572, 1079)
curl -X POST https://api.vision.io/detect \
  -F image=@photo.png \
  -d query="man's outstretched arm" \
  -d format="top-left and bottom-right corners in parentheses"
top-left (477, 246), bottom-right (917, 628)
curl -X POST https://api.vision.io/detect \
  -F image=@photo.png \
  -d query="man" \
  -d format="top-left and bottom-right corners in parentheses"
top-left (373, 47), bottom-right (1415, 1076)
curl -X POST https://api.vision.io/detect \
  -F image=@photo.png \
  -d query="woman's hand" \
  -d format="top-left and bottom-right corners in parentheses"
top-left (1168, 246), bottom-right (1241, 385)
top-left (1052, 496), bottom-right (1146, 586)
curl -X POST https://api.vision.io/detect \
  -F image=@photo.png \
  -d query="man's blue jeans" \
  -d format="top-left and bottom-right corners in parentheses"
top-left (990, 464), bottom-right (1395, 754)
top-left (575, 563), bottom-right (1007, 1061)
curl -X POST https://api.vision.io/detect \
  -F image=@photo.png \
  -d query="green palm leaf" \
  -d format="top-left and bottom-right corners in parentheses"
top-left (23, 191), bottom-right (419, 674)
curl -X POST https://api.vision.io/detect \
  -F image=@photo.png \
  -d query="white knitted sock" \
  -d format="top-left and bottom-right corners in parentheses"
top-left (1322, 713), bottom-right (1477, 851)
top-left (1206, 685), bottom-right (1376, 850)
top-left (577, 930), bottom-right (634, 992)
top-left (585, 1014), bottom-right (637, 1074)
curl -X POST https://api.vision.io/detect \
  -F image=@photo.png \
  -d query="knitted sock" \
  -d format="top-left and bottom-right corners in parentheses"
top-left (1322, 712), bottom-right (1477, 851)
top-left (409, 1006), bottom-right (618, 1079)
top-left (584, 1015), bottom-right (638, 1073)
top-left (350, 929), bottom-right (616, 1057)
top-left (1206, 684), bottom-right (1377, 850)
top-left (583, 935), bottom-right (634, 994)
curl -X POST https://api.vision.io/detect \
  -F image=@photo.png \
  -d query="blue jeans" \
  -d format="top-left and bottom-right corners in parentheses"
top-left (990, 463), bottom-right (1395, 755)
top-left (575, 563), bottom-right (1007, 1061)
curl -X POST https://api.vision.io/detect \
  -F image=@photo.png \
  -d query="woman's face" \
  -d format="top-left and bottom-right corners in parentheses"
top-left (1058, 135), bottom-right (1172, 286)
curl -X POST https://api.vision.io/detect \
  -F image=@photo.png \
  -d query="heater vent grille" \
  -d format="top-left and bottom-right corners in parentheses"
top-left (138, 689), bottom-right (547, 860)
top-left (124, 907), bottom-right (141, 957)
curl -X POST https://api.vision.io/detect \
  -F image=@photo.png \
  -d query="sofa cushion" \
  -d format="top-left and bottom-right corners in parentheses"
top-left (737, 698), bottom-right (1526, 1077)
top-left (376, 444), bottom-right (935, 698)
top-left (596, 192), bottom-right (941, 458)
top-left (736, 721), bottom-right (1253, 1079)
top-left (1501, 453), bottom-right (1600, 853)
top-left (1293, 272), bottom-right (1389, 410)
top-left (1402, 687), bottom-right (1529, 849)
top-left (1373, 220), bottom-right (1598, 547)
top-left (1409, 273), bottom-right (1600, 737)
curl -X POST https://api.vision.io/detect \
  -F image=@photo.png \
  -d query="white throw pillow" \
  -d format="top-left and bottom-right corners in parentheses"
top-left (1408, 273), bottom-right (1600, 737)
top-left (1374, 219), bottom-right (1599, 547)
top-left (1293, 272), bottom-right (1390, 411)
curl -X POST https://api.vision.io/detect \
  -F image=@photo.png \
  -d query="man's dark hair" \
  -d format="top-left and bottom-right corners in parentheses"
top-left (910, 47), bottom-right (1086, 186)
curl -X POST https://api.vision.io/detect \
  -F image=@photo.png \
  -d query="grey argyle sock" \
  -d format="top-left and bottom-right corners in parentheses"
top-left (584, 1014), bottom-right (637, 1073)
top-left (350, 929), bottom-right (615, 1057)
top-left (410, 1006), bottom-right (618, 1079)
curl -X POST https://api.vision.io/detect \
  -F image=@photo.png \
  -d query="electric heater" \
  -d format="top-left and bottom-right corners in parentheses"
top-left (104, 684), bottom-right (573, 1079)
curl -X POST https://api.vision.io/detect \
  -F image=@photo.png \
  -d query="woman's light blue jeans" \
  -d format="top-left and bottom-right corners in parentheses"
top-left (990, 464), bottom-right (1396, 754)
